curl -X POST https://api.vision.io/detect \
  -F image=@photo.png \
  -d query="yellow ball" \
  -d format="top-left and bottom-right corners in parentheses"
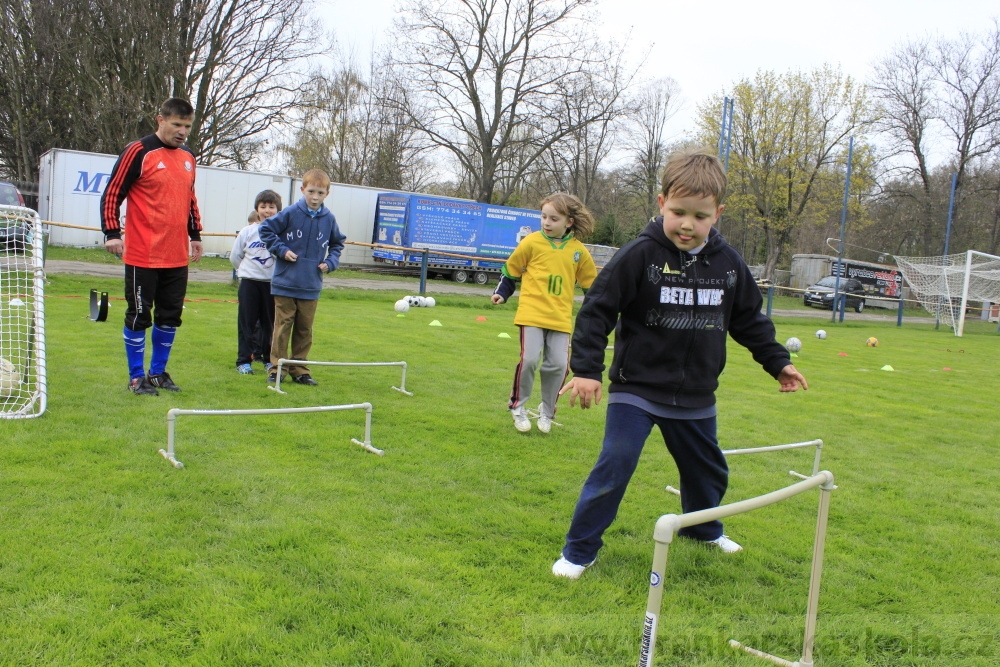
top-left (866, 337), bottom-right (879, 347)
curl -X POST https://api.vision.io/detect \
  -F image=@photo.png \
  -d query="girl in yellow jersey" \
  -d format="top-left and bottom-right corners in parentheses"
top-left (491, 193), bottom-right (598, 433)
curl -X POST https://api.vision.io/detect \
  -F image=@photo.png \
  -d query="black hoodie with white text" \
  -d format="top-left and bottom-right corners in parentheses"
top-left (570, 217), bottom-right (791, 409)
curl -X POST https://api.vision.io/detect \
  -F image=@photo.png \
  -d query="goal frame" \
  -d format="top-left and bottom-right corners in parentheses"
top-left (0, 205), bottom-right (46, 419)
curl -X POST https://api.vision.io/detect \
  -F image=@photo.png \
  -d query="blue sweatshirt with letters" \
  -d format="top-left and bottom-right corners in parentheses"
top-left (259, 198), bottom-right (346, 300)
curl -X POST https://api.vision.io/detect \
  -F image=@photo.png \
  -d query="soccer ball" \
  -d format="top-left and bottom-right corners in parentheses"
top-left (407, 295), bottom-right (422, 307)
top-left (785, 337), bottom-right (802, 353)
top-left (0, 357), bottom-right (22, 397)
top-left (815, 330), bottom-right (827, 339)
top-left (394, 299), bottom-right (410, 313)
top-left (425, 297), bottom-right (436, 307)
top-left (866, 337), bottom-right (879, 347)
top-left (415, 296), bottom-right (428, 308)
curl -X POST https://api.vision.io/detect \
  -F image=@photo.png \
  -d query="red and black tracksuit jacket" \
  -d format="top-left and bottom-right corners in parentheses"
top-left (100, 134), bottom-right (202, 268)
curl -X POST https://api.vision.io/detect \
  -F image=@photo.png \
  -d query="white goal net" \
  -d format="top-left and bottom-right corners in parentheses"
top-left (895, 250), bottom-right (1000, 336)
top-left (0, 205), bottom-right (46, 418)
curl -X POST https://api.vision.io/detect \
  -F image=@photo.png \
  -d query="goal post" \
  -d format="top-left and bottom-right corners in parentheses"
top-left (895, 250), bottom-right (1000, 336)
top-left (0, 205), bottom-right (46, 419)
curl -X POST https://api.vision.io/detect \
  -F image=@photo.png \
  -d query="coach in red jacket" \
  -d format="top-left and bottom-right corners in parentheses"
top-left (100, 98), bottom-right (203, 396)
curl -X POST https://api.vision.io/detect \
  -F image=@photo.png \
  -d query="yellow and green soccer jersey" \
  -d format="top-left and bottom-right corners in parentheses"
top-left (502, 231), bottom-right (597, 333)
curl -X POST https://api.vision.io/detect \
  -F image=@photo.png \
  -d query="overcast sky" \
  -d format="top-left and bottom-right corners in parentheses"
top-left (314, 0), bottom-right (998, 158)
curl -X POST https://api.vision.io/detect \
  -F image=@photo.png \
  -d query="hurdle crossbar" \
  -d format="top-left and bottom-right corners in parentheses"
top-left (269, 359), bottom-right (413, 396)
top-left (640, 470), bottom-right (836, 667)
top-left (666, 439), bottom-right (823, 496)
top-left (158, 402), bottom-right (381, 468)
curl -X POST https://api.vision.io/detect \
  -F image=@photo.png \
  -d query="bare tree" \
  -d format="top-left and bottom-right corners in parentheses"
top-left (283, 55), bottom-right (433, 191)
top-left (177, 0), bottom-right (321, 167)
top-left (0, 0), bottom-right (317, 183)
top-left (533, 71), bottom-right (626, 206)
top-left (869, 23), bottom-right (1000, 255)
top-left (392, 0), bottom-right (631, 204)
top-left (621, 78), bottom-right (680, 221)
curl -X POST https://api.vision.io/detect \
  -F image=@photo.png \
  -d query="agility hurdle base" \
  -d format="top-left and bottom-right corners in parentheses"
top-left (666, 438), bottom-right (824, 496)
top-left (269, 359), bottom-right (413, 396)
top-left (639, 470), bottom-right (837, 667)
top-left (158, 403), bottom-right (381, 469)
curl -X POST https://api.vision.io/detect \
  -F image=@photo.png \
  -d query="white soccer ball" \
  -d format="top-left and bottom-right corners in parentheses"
top-left (425, 297), bottom-right (436, 308)
top-left (815, 329), bottom-right (827, 339)
top-left (394, 299), bottom-right (410, 313)
top-left (785, 337), bottom-right (802, 353)
top-left (415, 296), bottom-right (428, 307)
top-left (407, 295), bottom-right (421, 307)
top-left (0, 357), bottom-right (22, 397)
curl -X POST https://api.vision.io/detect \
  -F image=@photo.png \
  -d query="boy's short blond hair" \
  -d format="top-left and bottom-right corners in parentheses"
top-left (247, 211), bottom-right (259, 223)
top-left (301, 169), bottom-right (331, 190)
top-left (660, 150), bottom-right (727, 205)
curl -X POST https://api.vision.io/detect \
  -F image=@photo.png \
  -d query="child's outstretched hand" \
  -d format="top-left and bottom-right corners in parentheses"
top-left (490, 294), bottom-right (505, 305)
top-left (560, 377), bottom-right (602, 409)
top-left (777, 364), bottom-right (808, 392)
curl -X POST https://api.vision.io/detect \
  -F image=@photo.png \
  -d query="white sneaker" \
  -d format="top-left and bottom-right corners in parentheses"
top-left (511, 406), bottom-right (531, 432)
top-left (706, 535), bottom-right (743, 553)
top-left (552, 555), bottom-right (595, 580)
top-left (537, 403), bottom-right (552, 433)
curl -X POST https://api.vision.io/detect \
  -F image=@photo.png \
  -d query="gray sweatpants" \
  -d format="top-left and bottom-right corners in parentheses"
top-left (509, 326), bottom-right (570, 418)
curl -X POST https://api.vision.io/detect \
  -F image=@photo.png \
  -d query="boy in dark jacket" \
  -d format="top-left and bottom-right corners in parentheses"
top-left (553, 151), bottom-right (807, 579)
top-left (259, 169), bottom-right (346, 386)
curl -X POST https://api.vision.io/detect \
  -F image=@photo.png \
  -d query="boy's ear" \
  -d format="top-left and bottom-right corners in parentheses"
top-left (713, 204), bottom-right (725, 222)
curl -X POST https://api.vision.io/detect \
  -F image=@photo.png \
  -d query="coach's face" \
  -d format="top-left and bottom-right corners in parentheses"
top-left (155, 114), bottom-right (194, 148)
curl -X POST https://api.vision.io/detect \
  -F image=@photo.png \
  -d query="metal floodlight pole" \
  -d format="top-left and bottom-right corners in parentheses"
top-left (937, 173), bottom-right (958, 330)
top-left (833, 138), bottom-right (854, 324)
top-left (723, 97), bottom-right (735, 172)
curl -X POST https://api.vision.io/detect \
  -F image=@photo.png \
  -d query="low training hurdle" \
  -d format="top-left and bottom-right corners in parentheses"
top-left (268, 359), bottom-right (413, 396)
top-left (666, 439), bottom-right (824, 496)
top-left (157, 403), bottom-right (382, 469)
top-left (639, 470), bottom-right (837, 667)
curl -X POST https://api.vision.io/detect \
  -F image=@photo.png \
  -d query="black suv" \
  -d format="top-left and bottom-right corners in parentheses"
top-left (803, 276), bottom-right (866, 312)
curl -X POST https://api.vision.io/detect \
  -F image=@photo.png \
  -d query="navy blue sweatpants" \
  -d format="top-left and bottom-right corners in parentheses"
top-left (561, 402), bottom-right (729, 565)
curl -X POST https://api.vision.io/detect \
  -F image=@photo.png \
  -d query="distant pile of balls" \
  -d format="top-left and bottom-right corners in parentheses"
top-left (394, 295), bottom-right (436, 313)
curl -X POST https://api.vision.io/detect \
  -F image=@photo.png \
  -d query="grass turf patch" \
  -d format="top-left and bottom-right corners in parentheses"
top-left (0, 275), bottom-right (997, 666)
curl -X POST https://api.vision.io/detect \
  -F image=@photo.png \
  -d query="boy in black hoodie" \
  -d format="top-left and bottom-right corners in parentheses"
top-left (552, 151), bottom-right (808, 579)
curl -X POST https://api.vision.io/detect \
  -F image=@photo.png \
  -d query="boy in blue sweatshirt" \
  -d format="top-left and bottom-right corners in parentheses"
top-left (259, 169), bottom-right (346, 386)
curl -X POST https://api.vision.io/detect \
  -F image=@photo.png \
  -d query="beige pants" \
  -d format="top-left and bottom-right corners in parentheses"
top-left (271, 296), bottom-right (318, 377)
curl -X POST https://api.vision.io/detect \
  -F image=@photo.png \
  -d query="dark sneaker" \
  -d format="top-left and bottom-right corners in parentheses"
top-left (267, 372), bottom-right (277, 385)
top-left (291, 374), bottom-right (318, 385)
top-left (147, 372), bottom-right (181, 392)
top-left (129, 376), bottom-right (159, 396)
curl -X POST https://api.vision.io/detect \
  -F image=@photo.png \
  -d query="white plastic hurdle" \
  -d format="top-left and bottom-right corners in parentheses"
top-left (666, 438), bottom-right (824, 496)
top-left (639, 470), bottom-right (837, 667)
top-left (157, 403), bottom-right (382, 469)
top-left (268, 359), bottom-right (413, 396)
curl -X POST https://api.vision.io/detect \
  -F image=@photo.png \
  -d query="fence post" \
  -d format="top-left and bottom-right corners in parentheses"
top-left (766, 286), bottom-right (774, 318)
top-left (897, 296), bottom-right (904, 327)
top-left (419, 249), bottom-right (429, 295)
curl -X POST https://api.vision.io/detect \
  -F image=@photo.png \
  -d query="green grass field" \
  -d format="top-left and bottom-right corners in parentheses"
top-left (1, 274), bottom-right (998, 666)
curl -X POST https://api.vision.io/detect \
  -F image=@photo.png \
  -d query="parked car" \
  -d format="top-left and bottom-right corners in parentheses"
top-left (0, 182), bottom-right (29, 252)
top-left (0, 181), bottom-right (25, 207)
top-left (803, 276), bottom-right (867, 312)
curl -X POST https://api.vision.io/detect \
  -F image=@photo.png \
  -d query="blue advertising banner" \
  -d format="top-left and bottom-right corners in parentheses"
top-left (372, 193), bottom-right (540, 268)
